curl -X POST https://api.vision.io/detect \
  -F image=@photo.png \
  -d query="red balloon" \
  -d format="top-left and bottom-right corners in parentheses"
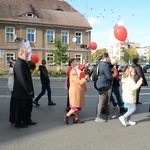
top-left (114, 26), bottom-right (127, 42)
top-left (31, 53), bottom-right (39, 63)
top-left (89, 42), bottom-right (97, 50)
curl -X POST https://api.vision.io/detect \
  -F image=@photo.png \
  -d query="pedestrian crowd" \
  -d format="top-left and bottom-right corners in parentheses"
top-left (7, 41), bottom-right (148, 128)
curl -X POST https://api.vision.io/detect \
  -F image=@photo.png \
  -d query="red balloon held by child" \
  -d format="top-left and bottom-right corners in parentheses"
top-left (89, 42), bottom-right (97, 50)
top-left (31, 53), bottom-right (39, 63)
top-left (114, 26), bottom-right (127, 42)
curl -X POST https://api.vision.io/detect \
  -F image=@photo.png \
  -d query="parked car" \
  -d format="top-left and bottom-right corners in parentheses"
top-left (118, 65), bottom-right (126, 72)
top-left (141, 64), bottom-right (150, 73)
top-left (147, 68), bottom-right (150, 74)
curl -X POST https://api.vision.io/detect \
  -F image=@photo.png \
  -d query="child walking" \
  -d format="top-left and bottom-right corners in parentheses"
top-left (119, 66), bottom-right (143, 126)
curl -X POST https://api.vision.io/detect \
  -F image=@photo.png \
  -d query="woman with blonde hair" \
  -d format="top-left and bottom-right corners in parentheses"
top-left (64, 59), bottom-right (89, 125)
top-left (119, 66), bottom-right (143, 126)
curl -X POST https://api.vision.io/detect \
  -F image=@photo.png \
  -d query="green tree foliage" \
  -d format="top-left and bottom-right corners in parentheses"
top-left (122, 48), bottom-right (139, 63)
top-left (147, 48), bottom-right (150, 63)
top-left (91, 48), bottom-right (107, 63)
top-left (51, 38), bottom-right (69, 76)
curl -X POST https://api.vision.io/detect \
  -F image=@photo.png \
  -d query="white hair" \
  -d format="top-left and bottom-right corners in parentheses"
top-left (17, 40), bottom-right (27, 55)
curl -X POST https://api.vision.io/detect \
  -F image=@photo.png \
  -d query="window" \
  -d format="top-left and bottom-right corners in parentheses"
top-left (22, 13), bottom-right (37, 18)
top-left (46, 53), bottom-right (54, 65)
top-left (61, 31), bottom-right (69, 44)
top-left (46, 30), bottom-right (55, 43)
top-left (27, 28), bottom-right (36, 42)
top-left (75, 32), bottom-right (82, 44)
top-left (5, 27), bottom-right (15, 42)
top-left (75, 54), bottom-right (82, 64)
top-left (62, 54), bottom-right (69, 65)
top-left (6, 53), bottom-right (15, 65)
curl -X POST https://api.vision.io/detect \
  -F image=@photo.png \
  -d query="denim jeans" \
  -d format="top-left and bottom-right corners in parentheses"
top-left (123, 103), bottom-right (136, 121)
top-left (111, 87), bottom-right (124, 107)
top-left (35, 84), bottom-right (52, 102)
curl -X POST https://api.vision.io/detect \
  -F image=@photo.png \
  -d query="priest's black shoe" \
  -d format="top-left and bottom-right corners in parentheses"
top-left (15, 123), bottom-right (28, 128)
top-left (28, 121), bottom-right (37, 125)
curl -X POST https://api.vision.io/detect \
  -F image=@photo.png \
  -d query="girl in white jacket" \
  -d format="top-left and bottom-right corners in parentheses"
top-left (119, 66), bottom-right (143, 126)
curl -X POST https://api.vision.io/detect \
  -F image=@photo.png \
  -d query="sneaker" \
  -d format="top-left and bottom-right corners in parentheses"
top-left (48, 101), bottom-right (56, 105)
top-left (107, 115), bottom-right (116, 119)
top-left (113, 104), bottom-right (118, 109)
top-left (33, 100), bottom-right (40, 106)
top-left (128, 120), bottom-right (136, 125)
top-left (95, 117), bottom-right (106, 123)
top-left (119, 116), bottom-right (128, 126)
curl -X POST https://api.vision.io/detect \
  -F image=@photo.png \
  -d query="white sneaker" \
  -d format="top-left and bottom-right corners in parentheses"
top-left (119, 116), bottom-right (128, 126)
top-left (95, 117), bottom-right (106, 123)
top-left (128, 120), bottom-right (136, 125)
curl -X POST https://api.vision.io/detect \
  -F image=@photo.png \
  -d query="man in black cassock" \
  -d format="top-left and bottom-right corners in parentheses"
top-left (12, 41), bottom-right (36, 128)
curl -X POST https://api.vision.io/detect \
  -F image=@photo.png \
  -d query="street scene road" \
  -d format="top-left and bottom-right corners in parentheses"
top-left (0, 77), bottom-right (150, 150)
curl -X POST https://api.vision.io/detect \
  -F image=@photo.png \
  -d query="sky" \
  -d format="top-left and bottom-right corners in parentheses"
top-left (66, 0), bottom-right (150, 49)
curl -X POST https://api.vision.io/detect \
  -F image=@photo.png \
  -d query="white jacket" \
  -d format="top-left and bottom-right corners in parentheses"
top-left (122, 76), bottom-right (142, 104)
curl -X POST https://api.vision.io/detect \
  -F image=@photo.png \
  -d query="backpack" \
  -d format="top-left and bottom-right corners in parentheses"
top-left (89, 64), bottom-right (100, 82)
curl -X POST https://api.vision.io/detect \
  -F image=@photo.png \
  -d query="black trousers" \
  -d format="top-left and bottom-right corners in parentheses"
top-left (136, 86), bottom-right (141, 103)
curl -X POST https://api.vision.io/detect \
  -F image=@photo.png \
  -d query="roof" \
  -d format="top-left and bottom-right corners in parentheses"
top-left (0, 0), bottom-right (92, 29)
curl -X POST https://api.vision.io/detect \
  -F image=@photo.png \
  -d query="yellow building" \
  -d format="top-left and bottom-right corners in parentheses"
top-left (0, 0), bottom-right (92, 71)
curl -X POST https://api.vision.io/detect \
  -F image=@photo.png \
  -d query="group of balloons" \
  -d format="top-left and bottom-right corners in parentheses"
top-left (89, 25), bottom-right (127, 50)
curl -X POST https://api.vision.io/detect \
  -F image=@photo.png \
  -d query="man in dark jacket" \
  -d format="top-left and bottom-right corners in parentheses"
top-left (95, 53), bottom-right (116, 123)
top-left (33, 59), bottom-right (56, 106)
top-left (132, 58), bottom-right (148, 104)
top-left (13, 42), bottom-right (36, 128)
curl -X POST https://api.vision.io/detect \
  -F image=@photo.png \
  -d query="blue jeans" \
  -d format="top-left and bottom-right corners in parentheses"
top-left (123, 103), bottom-right (136, 121)
top-left (111, 87), bottom-right (124, 107)
top-left (34, 84), bottom-right (52, 102)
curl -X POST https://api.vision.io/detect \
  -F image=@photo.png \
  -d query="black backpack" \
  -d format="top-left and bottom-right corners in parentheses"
top-left (89, 64), bottom-right (100, 82)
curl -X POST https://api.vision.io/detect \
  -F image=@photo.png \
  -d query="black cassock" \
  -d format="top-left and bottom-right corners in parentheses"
top-left (10, 57), bottom-right (34, 127)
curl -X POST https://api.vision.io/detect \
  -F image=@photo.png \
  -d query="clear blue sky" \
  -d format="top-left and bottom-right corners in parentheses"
top-left (66, 0), bottom-right (150, 49)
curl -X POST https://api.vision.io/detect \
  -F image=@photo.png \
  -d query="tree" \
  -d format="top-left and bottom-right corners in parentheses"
top-left (147, 48), bottom-right (150, 63)
top-left (91, 48), bottom-right (107, 63)
top-left (51, 38), bottom-right (68, 76)
top-left (122, 48), bottom-right (139, 64)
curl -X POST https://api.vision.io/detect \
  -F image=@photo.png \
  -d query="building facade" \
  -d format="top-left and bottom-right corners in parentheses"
top-left (0, 0), bottom-right (92, 71)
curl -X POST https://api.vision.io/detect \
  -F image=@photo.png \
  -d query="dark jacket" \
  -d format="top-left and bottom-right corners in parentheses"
top-left (39, 65), bottom-right (50, 84)
top-left (132, 64), bottom-right (148, 86)
top-left (110, 65), bottom-right (120, 87)
top-left (96, 61), bottom-right (113, 91)
top-left (13, 57), bottom-right (34, 98)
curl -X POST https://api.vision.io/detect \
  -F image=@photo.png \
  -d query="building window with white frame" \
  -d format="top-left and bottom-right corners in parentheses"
top-left (75, 32), bottom-right (82, 44)
top-left (27, 28), bottom-right (36, 42)
top-left (46, 30), bottom-right (55, 43)
top-left (61, 31), bottom-right (69, 44)
top-left (6, 53), bottom-right (15, 65)
top-left (46, 53), bottom-right (54, 65)
top-left (75, 54), bottom-right (82, 64)
top-left (5, 27), bottom-right (15, 42)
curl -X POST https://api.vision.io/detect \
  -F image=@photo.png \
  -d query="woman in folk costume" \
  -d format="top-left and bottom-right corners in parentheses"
top-left (65, 58), bottom-right (87, 112)
top-left (64, 59), bottom-right (89, 125)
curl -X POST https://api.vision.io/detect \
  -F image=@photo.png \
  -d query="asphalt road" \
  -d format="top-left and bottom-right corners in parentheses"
top-left (0, 77), bottom-right (150, 150)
